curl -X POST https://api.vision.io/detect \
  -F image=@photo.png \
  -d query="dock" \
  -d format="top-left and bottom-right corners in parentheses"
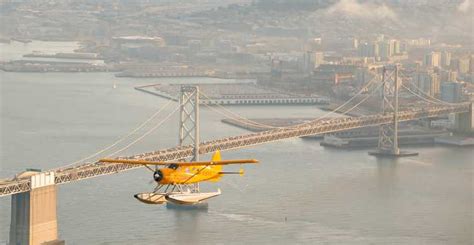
top-left (23, 52), bottom-right (103, 60)
top-left (321, 133), bottom-right (448, 149)
top-left (434, 135), bottom-right (474, 146)
top-left (136, 83), bottom-right (329, 106)
top-left (0, 60), bottom-right (115, 72)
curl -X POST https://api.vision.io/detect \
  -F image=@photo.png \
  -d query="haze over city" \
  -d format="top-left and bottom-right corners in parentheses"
top-left (0, 0), bottom-right (473, 244)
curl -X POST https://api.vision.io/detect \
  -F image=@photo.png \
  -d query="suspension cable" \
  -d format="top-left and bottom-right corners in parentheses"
top-left (399, 70), bottom-right (463, 106)
top-left (201, 102), bottom-right (277, 129)
top-left (106, 106), bottom-right (180, 157)
top-left (199, 71), bottom-right (385, 130)
top-left (293, 79), bottom-right (385, 129)
top-left (405, 80), bottom-right (458, 106)
top-left (401, 83), bottom-right (442, 105)
top-left (338, 80), bottom-right (385, 115)
top-left (54, 100), bottom-right (174, 170)
top-left (291, 70), bottom-right (390, 128)
top-left (204, 69), bottom-right (385, 132)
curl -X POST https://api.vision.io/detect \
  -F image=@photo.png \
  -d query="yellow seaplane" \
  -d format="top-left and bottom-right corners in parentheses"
top-left (99, 151), bottom-right (258, 206)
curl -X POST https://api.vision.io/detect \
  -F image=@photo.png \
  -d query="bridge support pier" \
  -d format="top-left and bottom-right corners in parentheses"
top-left (368, 149), bottom-right (419, 157)
top-left (9, 172), bottom-right (64, 245)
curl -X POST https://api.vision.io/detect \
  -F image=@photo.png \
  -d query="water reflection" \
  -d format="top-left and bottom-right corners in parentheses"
top-left (375, 157), bottom-right (399, 198)
top-left (169, 203), bottom-right (208, 244)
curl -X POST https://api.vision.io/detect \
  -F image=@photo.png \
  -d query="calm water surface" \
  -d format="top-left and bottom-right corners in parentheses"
top-left (0, 42), bottom-right (472, 244)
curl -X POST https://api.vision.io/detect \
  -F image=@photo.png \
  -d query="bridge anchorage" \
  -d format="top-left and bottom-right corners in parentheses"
top-left (8, 171), bottom-right (62, 245)
top-left (369, 65), bottom-right (419, 157)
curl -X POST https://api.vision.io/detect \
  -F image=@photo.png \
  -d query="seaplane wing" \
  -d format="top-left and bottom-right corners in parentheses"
top-left (99, 159), bottom-right (258, 166)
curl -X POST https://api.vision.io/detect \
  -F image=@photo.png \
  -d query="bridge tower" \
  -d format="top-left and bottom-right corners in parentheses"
top-left (179, 85), bottom-right (200, 161)
top-left (177, 85), bottom-right (201, 193)
top-left (369, 65), bottom-right (418, 157)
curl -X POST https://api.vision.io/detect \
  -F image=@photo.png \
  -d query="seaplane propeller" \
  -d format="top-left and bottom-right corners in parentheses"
top-left (153, 170), bottom-right (164, 182)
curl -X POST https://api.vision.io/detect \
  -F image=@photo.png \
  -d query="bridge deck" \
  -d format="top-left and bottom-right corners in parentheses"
top-left (0, 104), bottom-right (470, 197)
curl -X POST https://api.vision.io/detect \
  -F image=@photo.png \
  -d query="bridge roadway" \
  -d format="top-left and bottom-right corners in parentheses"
top-left (0, 104), bottom-right (470, 197)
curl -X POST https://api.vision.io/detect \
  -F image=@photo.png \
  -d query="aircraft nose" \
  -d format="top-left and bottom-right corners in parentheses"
top-left (153, 170), bottom-right (164, 182)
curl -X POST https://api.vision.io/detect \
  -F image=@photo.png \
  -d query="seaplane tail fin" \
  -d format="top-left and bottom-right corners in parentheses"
top-left (210, 151), bottom-right (223, 173)
top-left (211, 150), bottom-right (222, 161)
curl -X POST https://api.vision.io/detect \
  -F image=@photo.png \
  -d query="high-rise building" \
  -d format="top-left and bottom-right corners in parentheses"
top-left (376, 39), bottom-right (399, 59)
top-left (358, 42), bottom-right (379, 58)
top-left (441, 82), bottom-right (463, 103)
top-left (393, 40), bottom-right (401, 55)
top-left (448, 71), bottom-right (458, 82)
top-left (416, 71), bottom-right (440, 96)
top-left (416, 38), bottom-right (431, 46)
top-left (470, 55), bottom-right (474, 74)
top-left (456, 58), bottom-right (470, 74)
top-left (379, 41), bottom-right (391, 59)
top-left (400, 41), bottom-right (409, 53)
top-left (313, 52), bottom-right (324, 68)
top-left (406, 38), bottom-right (431, 47)
top-left (440, 70), bottom-right (458, 83)
top-left (352, 38), bottom-right (359, 49)
top-left (441, 51), bottom-right (451, 67)
top-left (428, 73), bottom-right (440, 96)
top-left (438, 70), bottom-right (458, 83)
top-left (358, 43), bottom-right (368, 57)
top-left (424, 52), bottom-right (441, 67)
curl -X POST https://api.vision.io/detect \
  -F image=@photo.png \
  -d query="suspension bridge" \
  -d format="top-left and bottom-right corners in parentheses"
top-left (1, 66), bottom-right (473, 245)
top-left (1, 103), bottom-right (470, 197)
top-left (1, 66), bottom-right (471, 197)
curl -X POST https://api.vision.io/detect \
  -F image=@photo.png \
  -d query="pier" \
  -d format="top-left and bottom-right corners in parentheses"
top-left (135, 83), bottom-right (329, 106)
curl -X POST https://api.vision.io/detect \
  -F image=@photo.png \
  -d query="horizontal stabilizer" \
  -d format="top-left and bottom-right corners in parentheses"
top-left (219, 169), bottom-right (245, 176)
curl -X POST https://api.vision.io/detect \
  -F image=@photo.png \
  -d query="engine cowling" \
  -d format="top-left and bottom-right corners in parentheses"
top-left (153, 170), bottom-right (164, 182)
